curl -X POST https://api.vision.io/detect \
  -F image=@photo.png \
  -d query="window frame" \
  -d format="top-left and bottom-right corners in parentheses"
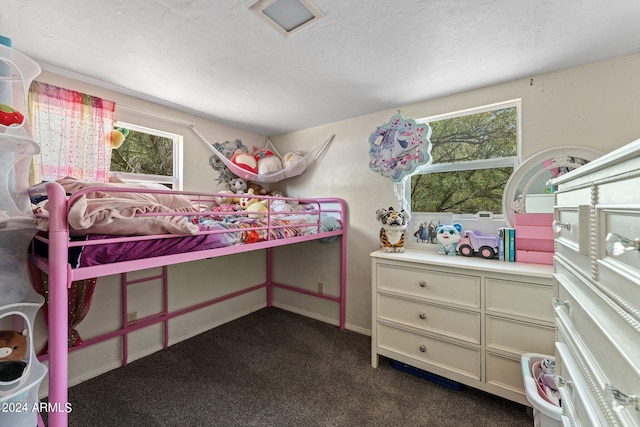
top-left (408, 99), bottom-right (522, 216)
top-left (109, 121), bottom-right (184, 190)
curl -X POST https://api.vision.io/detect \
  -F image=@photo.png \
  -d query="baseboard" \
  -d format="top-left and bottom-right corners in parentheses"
top-left (271, 302), bottom-right (370, 336)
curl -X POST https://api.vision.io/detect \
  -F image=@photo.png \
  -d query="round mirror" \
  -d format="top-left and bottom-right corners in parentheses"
top-left (502, 146), bottom-right (604, 227)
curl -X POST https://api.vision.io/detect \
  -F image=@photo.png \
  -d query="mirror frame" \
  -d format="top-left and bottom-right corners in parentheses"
top-left (502, 146), bottom-right (604, 227)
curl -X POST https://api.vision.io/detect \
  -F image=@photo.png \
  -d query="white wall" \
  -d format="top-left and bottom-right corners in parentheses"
top-left (272, 52), bottom-right (640, 331)
top-left (30, 51), bottom-right (640, 391)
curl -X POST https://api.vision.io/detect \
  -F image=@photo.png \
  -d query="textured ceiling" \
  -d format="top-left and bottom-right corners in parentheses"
top-left (3, 0), bottom-right (640, 136)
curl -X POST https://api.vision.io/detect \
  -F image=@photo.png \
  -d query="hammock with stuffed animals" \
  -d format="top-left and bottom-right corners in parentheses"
top-left (192, 127), bottom-right (334, 183)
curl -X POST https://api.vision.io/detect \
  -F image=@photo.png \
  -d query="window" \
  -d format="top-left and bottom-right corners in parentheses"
top-left (109, 122), bottom-right (184, 190)
top-left (410, 100), bottom-right (520, 215)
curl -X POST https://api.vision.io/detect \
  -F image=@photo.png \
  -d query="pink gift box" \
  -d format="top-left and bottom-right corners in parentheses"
top-left (516, 249), bottom-right (554, 265)
top-left (514, 213), bottom-right (553, 227)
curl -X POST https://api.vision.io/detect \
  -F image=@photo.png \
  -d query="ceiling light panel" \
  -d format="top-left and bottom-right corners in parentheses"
top-left (250, 0), bottom-right (325, 37)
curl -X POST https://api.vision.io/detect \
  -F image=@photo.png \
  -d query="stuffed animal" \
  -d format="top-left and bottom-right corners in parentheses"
top-left (0, 104), bottom-right (25, 127)
top-left (110, 127), bottom-right (129, 149)
top-left (246, 181), bottom-right (268, 196)
top-left (231, 149), bottom-right (258, 173)
top-left (228, 178), bottom-right (247, 194)
top-left (282, 151), bottom-right (305, 169)
top-left (0, 330), bottom-right (28, 383)
top-left (239, 189), bottom-right (268, 218)
top-left (376, 207), bottom-right (411, 253)
top-left (211, 190), bottom-right (239, 219)
top-left (254, 147), bottom-right (283, 175)
top-left (436, 223), bottom-right (463, 256)
top-left (0, 330), bottom-right (27, 361)
top-left (271, 199), bottom-right (296, 216)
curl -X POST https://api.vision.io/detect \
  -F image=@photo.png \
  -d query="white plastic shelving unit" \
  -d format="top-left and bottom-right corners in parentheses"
top-left (0, 40), bottom-right (47, 427)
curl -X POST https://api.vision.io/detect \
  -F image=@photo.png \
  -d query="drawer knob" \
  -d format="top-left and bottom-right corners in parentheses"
top-left (419, 345), bottom-right (427, 353)
top-left (552, 220), bottom-right (571, 233)
top-left (552, 297), bottom-right (570, 312)
top-left (606, 232), bottom-right (640, 256)
top-left (606, 384), bottom-right (639, 412)
top-left (418, 281), bottom-right (427, 288)
top-left (418, 312), bottom-right (427, 320)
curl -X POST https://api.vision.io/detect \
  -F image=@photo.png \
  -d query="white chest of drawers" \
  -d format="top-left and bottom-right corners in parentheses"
top-left (551, 139), bottom-right (640, 427)
top-left (371, 250), bottom-right (554, 405)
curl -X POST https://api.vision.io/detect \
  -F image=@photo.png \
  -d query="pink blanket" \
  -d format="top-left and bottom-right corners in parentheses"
top-left (33, 177), bottom-right (200, 236)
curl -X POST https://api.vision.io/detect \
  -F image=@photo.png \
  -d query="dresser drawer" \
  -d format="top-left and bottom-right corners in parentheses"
top-left (554, 339), bottom-right (610, 427)
top-left (555, 316), bottom-right (640, 427)
top-left (485, 352), bottom-right (524, 394)
top-left (597, 172), bottom-right (640, 205)
top-left (554, 186), bottom-right (591, 207)
top-left (377, 323), bottom-right (480, 380)
top-left (597, 207), bottom-right (640, 323)
top-left (485, 277), bottom-right (554, 322)
top-left (376, 264), bottom-right (480, 308)
top-left (555, 262), bottom-right (640, 426)
top-left (485, 315), bottom-right (555, 355)
top-left (554, 204), bottom-right (590, 258)
top-left (377, 294), bottom-right (480, 344)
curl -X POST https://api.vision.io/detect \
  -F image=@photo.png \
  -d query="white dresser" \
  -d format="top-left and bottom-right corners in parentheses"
top-left (371, 250), bottom-right (554, 405)
top-left (551, 139), bottom-right (640, 426)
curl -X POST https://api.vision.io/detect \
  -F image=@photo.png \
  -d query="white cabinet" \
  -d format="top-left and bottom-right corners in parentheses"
top-left (371, 250), bottom-right (554, 405)
top-left (551, 139), bottom-right (640, 427)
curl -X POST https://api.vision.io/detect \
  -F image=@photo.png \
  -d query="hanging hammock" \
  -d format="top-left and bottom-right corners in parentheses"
top-left (192, 127), bottom-right (334, 183)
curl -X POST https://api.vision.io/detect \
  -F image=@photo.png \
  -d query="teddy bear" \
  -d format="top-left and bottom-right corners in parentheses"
top-left (254, 147), bottom-right (283, 175)
top-left (246, 181), bottom-right (268, 196)
top-left (435, 223), bottom-right (463, 256)
top-left (0, 330), bottom-right (28, 383)
top-left (210, 190), bottom-right (239, 220)
top-left (375, 207), bottom-right (411, 253)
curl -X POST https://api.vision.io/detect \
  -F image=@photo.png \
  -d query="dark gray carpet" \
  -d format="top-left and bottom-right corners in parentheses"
top-left (56, 308), bottom-right (533, 426)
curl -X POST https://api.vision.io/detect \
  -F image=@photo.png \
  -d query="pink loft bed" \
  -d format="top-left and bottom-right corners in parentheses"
top-left (27, 178), bottom-right (347, 427)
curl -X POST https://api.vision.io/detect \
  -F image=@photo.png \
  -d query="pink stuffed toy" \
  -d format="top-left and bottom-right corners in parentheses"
top-left (231, 149), bottom-right (258, 173)
top-left (210, 191), bottom-right (239, 219)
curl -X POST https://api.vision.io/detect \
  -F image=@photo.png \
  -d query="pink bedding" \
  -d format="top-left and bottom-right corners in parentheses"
top-left (33, 177), bottom-right (200, 236)
top-left (30, 177), bottom-right (342, 268)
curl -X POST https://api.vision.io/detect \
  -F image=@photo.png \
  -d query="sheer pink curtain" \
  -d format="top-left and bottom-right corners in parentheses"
top-left (28, 81), bottom-right (115, 351)
top-left (29, 81), bottom-right (115, 183)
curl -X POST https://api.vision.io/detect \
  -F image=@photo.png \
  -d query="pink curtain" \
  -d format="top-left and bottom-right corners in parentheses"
top-left (29, 81), bottom-right (115, 183)
top-left (27, 82), bottom-right (113, 352)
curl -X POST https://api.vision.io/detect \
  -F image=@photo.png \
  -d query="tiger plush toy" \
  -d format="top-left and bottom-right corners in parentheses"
top-left (376, 207), bottom-right (411, 253)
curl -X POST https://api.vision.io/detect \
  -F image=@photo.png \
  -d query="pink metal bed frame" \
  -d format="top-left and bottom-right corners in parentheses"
top-left (28, 181), bottom-right (347, 427)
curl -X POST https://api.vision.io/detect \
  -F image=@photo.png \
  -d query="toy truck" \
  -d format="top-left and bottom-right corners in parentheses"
top-left (458, 230), bottom-right (500, 259)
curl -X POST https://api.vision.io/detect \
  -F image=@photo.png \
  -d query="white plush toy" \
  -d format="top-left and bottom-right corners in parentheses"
top-left (282, 152), bottom-right (305, 169)
top-left (254, 147), bottom-right (283, 175)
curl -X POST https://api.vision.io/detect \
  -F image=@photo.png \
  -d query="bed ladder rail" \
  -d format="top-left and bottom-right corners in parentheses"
top-left (121, 266), bottom-right (169, 366)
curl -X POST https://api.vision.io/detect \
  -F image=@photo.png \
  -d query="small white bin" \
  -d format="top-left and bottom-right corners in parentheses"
top-left (521, 353), bottom-right (562, 427)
